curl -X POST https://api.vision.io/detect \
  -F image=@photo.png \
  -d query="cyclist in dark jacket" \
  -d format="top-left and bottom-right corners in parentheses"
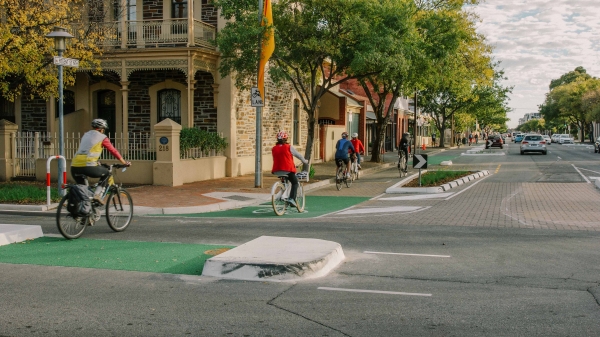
top-left (399, 133), bottom-right (410, 161)
top-left (334, 132), bottom-right (356, 178)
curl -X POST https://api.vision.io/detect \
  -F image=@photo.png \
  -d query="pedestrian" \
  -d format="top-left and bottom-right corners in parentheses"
top-left (431, 132), bottom-right (437, 147)
top-left (468, 133), bottom-right (473, 146)
top-left (475, 133), bottom-right (479, 144)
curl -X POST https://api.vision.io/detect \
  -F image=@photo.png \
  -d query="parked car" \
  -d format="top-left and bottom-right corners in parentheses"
top-left (520, 134), bottom-right (547, 155)
top-left (485, 135), bottom-right (504, 149)
top-left (551, 134), bottom-right (561, 143)
top-left (514, 134), bottom-right (524, 143)
top-left (558, 134), bottom-right (574, 144)
top-left (594, 136), bottom-right (600, 153)
top-left (543, 135), bottom-right (552, 145)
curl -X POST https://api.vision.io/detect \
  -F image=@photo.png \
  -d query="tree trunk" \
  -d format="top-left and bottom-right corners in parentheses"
top-left (303, 114), bottom-right (317, 171)
top-left (370, 121), bottom-right (387, 163)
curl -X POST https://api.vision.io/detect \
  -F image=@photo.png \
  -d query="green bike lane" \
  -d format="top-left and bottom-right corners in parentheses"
top-left (0, 149), bottom-right (466, 274)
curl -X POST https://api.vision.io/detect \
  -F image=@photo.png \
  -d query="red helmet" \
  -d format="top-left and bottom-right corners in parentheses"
top-left (277, 131), bottom-right (288, 140)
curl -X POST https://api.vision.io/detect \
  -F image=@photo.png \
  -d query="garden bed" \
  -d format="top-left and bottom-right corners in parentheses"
top-left (403, 170), bottom-right (472, 188)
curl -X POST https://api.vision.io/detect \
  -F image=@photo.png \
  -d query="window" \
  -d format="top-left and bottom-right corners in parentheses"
top-left (158, 89), bottom-right (181, 124)
top-left (127, 0), bottom-right (136, 20)
top-left (172, 0), bottom-right (187, 18)
top-left (55, 90), bottom-right (75, 118)
top-left (293, 99), bottom-right (300, 145)
top-left (0, 96), bottom-right (15, 123)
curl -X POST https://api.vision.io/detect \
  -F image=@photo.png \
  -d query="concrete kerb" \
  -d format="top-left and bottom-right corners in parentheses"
top-left (386, 170), bottom-right (490, 194)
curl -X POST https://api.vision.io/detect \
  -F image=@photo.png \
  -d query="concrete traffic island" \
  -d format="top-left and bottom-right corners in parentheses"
top-left (202, 236), bottom-right (345, 282)
top-left (0, 224), bottom-right (44, 246)
top-left (386, 170), bottom-right (490, 194)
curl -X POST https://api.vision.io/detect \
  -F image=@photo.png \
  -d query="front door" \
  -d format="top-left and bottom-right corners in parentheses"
top-left (97, 90), bottom-right (116, 138)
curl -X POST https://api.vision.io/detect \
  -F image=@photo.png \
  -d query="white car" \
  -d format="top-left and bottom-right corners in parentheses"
top-left (543, 135), bottom-right (552, 144)
top-left (558, 134), bottom-right (574, 144)
top-left (551, 134), bottom-right (560, 143)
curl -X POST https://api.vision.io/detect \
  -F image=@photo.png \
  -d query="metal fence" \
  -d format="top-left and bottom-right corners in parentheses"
top-left (11, 132), bottom-right (156, 177)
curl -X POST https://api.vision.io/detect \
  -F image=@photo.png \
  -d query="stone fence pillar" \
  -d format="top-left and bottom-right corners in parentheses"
top-left (153, 118), bottom-right (183, 186)
top-left (0, 120), bottom-right (18, 181)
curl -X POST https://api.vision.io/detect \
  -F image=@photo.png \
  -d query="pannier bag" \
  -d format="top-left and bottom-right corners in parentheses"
top-left (67, 184), bottom-right (94, 217)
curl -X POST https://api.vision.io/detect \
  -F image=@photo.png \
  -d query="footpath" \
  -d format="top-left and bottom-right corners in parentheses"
top-left (0, 148), bottom-right (447, 216)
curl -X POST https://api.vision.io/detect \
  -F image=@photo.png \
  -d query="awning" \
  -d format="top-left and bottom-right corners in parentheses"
top-left (366, 112), bottom-right (377, 120)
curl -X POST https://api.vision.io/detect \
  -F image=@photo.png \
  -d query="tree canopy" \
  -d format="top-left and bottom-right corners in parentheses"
top-left (0, 0), bottom-right (105, 101)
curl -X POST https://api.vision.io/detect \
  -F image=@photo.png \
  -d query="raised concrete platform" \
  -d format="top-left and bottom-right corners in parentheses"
top-left (202, 236), bottom-right (345, 282)
top-left (0, 224), bottom-right (44, 246)
top-left (386, 170), bottom-right (490, 194)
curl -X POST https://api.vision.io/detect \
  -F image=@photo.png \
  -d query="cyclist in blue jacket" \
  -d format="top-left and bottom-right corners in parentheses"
top-left (334, 132), bottom-right (356, 178)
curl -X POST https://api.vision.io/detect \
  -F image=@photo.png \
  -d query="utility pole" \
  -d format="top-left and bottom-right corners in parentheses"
top-left (254, 0), bottom-right (264, 188)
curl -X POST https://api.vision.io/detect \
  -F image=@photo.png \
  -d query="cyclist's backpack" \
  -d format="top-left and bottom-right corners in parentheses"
top-left (67, 184), bottom-right (93, 217)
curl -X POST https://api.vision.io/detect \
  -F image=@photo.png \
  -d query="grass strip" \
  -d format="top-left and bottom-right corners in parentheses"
top-left (0, 237), bottom-right (235, 275)
top-left (405, 170), bottom-right (470, 187)
top-left (0, 183), bottom-right (61, 204)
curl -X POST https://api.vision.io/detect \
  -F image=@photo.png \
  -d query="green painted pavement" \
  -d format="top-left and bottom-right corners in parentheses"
top-left (170, 196), bottom-right (371, 218)
top-left (0, 237), bottom-right (234, 275)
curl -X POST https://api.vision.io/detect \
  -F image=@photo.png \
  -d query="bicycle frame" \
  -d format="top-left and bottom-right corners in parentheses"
top-left (272, 176), bottom-right (291, 200)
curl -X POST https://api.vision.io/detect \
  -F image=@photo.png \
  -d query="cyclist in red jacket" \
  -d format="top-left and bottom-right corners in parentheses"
top-left (271, 131), bottom-right (308, 208)
top-left (350, 133), bottom-right (365, 169)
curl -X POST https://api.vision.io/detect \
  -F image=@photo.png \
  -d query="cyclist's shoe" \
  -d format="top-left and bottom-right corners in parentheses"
top-left (346, 173), bottom-right (351, 178)
top-left (358, 164), bottom-right (362, 170)
top-left (287, 199), bottom-right (297, 208)
top-left (93, 194), bottom-right (105, 205)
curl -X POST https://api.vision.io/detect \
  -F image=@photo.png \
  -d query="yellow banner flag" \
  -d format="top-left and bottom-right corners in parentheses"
top-left (258, 0), bottom-right (274, 100)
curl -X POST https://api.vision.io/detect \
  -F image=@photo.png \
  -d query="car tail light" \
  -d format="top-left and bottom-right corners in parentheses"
top-left (522, 141), bottom-right (528, 144)
top-left (540, 141), bottom-right (545, 144)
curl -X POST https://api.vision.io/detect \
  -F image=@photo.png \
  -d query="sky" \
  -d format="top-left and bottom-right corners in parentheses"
top-left (471, 0), bottom-right (600, 128)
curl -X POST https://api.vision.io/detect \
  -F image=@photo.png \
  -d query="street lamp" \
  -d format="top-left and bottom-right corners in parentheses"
top-left (46, 27), bottom-right (73, 196)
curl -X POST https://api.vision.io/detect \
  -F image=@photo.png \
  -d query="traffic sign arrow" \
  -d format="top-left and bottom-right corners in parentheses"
top-left (413, 154), bottom-right (428, 169)
top-left (487, 140), bottom-right (493, 147)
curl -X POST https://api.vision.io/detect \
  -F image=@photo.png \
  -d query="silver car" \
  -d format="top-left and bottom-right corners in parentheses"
top-left (558, 134), bottom-right (574, 144)
top-left (520, 134), bottom-right (547, 155)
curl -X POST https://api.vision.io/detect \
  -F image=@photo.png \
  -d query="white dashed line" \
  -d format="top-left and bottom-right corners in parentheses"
top-left (318, 287), bottom-right (432, 297)
top-left (364, 251), bottom-right (451, 258)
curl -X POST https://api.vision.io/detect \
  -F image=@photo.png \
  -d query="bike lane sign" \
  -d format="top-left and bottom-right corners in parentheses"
top-left (251, 87), bottom-right (264, 107)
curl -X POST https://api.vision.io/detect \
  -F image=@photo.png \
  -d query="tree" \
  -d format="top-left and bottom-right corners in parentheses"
top-left (470, 68), bottom-right (511, 134)
top-left (215, 0), bottom-right (384, 166)
top-left (0, 0), bottom-right (106, 102)
top-left (548, 77), bottom-right (600, 141)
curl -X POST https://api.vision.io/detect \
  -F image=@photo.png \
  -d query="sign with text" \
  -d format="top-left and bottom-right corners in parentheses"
top-left (53, 56), bottom-right (79, 68)
top-left (250, 87), bottom-right (264, 107)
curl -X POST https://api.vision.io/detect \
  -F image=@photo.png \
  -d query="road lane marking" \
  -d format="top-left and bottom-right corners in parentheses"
top-left (338, 206), bottom-right (421, 215)
top-left (571, 164), bottom-right (591, 183)
top-left (495, 164), bottom-right (501, 174)
top-left (364, 251), bottom-right (451, 258)
top-left (589, 176), bottom-right (600, 180)
top-left (379, 193), bottom-right (453, 200)
top-left (370, 193), bottom-right (386, 200)
top-left (318, 287), bottom-right (432, 297)
top-left (444, 175), bottom-right (490, 200)
top-left (577, 167), bottom-right (600, 175)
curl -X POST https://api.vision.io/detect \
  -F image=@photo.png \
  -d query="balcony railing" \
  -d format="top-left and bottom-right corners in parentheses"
top-left (74, 19), bottom-right (216, 49)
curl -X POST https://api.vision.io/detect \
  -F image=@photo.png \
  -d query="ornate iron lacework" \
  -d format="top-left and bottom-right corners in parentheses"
top-left (159, 89), bottom-right (181, 124)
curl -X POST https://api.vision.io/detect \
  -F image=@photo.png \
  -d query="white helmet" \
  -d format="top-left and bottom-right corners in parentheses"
top-left (352, 133), bottom-right (358, 138)
top-left (91, 119), bottom-right (109, 130)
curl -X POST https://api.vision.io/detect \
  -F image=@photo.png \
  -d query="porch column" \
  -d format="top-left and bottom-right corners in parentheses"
top-left (187, 77), bottom-right (196, 128)
top-left (120, 0), bottom-right (127, 48)
top-left (0, 120), bottom-right (18, 181)
top-left (187, 0), bottom-right (194, 47)
top-left (120, 81), bottom-right (130, 134)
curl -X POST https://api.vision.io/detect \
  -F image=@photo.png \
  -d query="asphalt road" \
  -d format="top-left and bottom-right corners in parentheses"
top-left (1, 142), bottom-right (600, 336)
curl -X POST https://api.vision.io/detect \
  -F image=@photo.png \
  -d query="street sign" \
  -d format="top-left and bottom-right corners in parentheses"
top-left (487, 140), bottom-right (493, 147)
top-left (413, 154), bottom-right (428, 169)
top-left (250, 87), bottom-right (264, 107)
top-left (53, 56), bottom-right (79, 68)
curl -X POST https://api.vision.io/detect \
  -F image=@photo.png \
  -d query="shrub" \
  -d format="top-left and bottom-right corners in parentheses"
top-left (180, 128), bottom-right (228, 157)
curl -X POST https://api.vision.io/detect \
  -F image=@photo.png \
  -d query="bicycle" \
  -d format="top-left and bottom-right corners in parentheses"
top-left (350, 153), bottom-right (359, 181)
top-left (398, 150), bottom-right (408, 177)
top-left (56, 163), bottom-right (133, 239)
top-left (335, 159), bottom-right (352, 190)
top-left (271, 167), bottom-right (309, 216)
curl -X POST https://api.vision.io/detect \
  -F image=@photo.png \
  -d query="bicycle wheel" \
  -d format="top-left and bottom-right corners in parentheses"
top-left (56, 194), bottom-right (87, 239)
top-left (335, 166), bottom-right (343, 190)
top-left (295, 184), bottom-right (305, 212)
top-left (345, 171), bottom-right (352, 187)
top-left (353, 162), bottom-right (359, 180)
top-left (105, 188), bottom-right (133, 232)
top-left (399, 153), bottom-right (408, 177)
top-left (272, 182), bottom-right (287, 216)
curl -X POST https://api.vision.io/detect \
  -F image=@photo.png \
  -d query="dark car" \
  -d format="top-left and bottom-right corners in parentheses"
top-left (485, 135), bottom-right (503, 149)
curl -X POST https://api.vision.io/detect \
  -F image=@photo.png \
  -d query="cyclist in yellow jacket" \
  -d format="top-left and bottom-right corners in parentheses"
top-left (71, 119), bottom-right (130, 203)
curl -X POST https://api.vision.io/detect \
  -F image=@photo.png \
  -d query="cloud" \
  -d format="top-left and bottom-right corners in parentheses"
top-left (471, 0), bottom-right (600, 127)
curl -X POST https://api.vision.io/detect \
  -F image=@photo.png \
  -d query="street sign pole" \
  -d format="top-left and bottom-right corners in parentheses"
top-left (255, 0), bottom-right (264, 188)
top-left (57, 49), bottom-right (65, 196)
top-left (419, 168), bottom-right (422, 186)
